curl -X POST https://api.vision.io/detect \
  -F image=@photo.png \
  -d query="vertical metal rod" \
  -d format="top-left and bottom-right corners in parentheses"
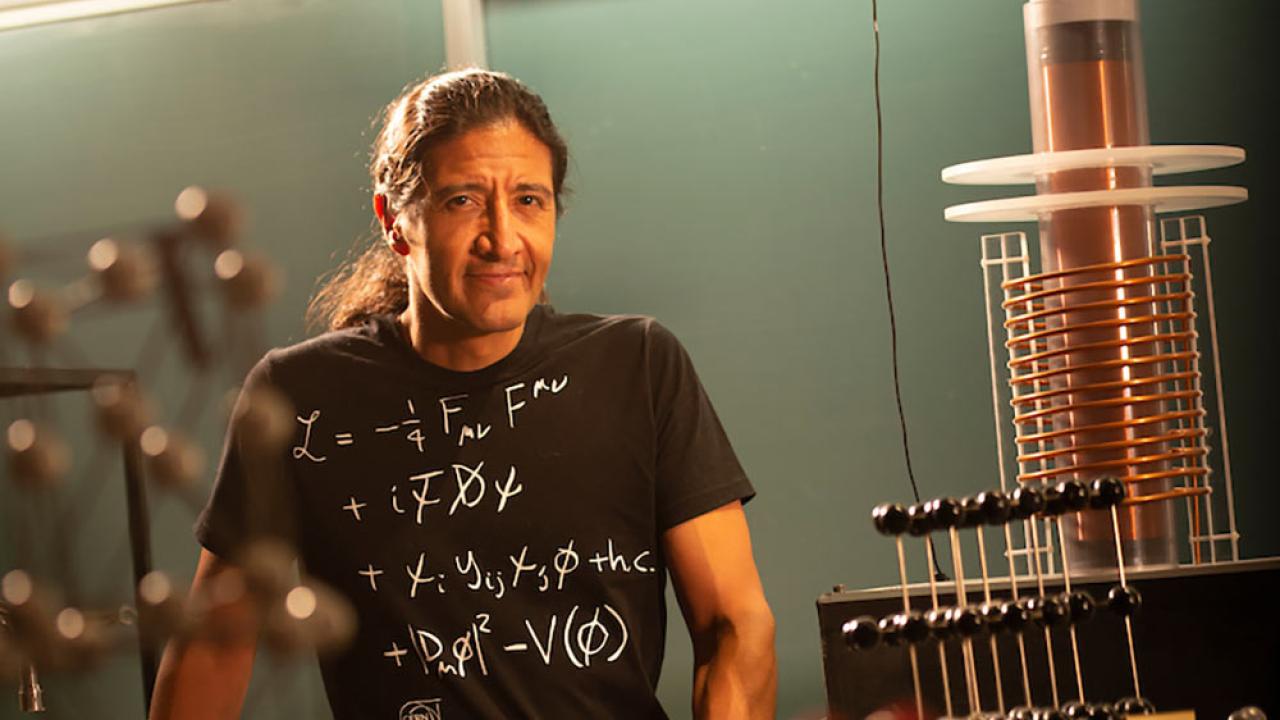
top-left (1002, 522), bottom-right (1034, 708)
top-left (1054, 517), bottom-right (1086, 702)
top-left (1110, 505), bottom-right (1144, 698)
top-left (123, 433), bottom-right (158, 714)
top-left (975, 527), bottom-right (1006, 714)
top-left (896, 537), bottom-right (925, 720)
top-left (948, 527), bottom-right (981, 715)
top-left (1027, 516), bottom-right (1060, 708)
top-left (926, 536), bottom-right (955, 719)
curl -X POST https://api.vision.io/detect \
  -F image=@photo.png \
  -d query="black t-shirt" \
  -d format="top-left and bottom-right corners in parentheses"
top-left (196, 306), bottom-right (754, 719)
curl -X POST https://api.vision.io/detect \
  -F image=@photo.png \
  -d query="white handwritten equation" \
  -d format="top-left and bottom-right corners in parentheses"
top-left (386, 604), bottom-right (630, 678)
top-left (289, 374), bottom-right (570, 462)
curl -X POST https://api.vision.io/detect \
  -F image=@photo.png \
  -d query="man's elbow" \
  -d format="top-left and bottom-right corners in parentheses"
top-left (695, 599), bottom-right (776, 659)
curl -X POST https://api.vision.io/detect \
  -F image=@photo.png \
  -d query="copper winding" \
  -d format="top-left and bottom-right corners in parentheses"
top-left (1011, 370), bottom-right (1198, 406)
top-left (1119, 486), bottom-right (1210, 507)
top-left (1007, 330), bottom-right (1194, 370)
top-left (1013, 389), bottom-right (1200, 425)
top-left (1017, 427), bottom-right (1205, 465)
top-left (1006, 311), bottom-right (1194, 350)
top-left (1001, 254), bottom-right (1189, 290)
top-left (1009, 351), bottom-right (1198, 388)
top-left (1015, 408), bottom-right (1205, 445)
top-left (1018, 447), bottom-right (1206, 484)
top-left (1004, 291), bottom-right (1193, 330)
top-left (999, 271), bottom-right (1191, 310)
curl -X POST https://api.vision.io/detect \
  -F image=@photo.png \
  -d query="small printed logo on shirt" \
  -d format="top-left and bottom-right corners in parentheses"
top-left (399, 698), bottom-right (443, 720)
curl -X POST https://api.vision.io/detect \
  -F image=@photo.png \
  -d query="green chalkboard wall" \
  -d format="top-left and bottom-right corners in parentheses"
top-left (0, 1), bottom-right (1273, 718)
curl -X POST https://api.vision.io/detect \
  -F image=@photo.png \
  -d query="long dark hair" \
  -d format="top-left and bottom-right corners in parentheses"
top-left (306, 69), bottom-right (569, 332)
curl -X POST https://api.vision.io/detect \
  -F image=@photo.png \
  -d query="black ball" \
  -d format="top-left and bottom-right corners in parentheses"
top-left (958, 496), bottom-right (984, 529)
top-left (1090, 477), bottom-right (1127, 509)
top-left (906, 503), bottom-right (933, 536)
top-left (926, 606), bottom-right (954, 640)
top-left (1064, 590), bottom-right (1095, 624)
top-left (979, 601), bottom-right (1006, 634)
top-left (978, 489), bottom-right (1012, 525)
top-left (1008, 707), bottom-right (1036, 720)
top-left (1010, 486), bottom-right (1044, 519)
top-left (872, 503), bottom-right (910, 536)
top-left (878, 614), bottom-right (902, 645)
top-left (842, 615), bottom-right (880, 650)
top-left (925, 497), bottom-right (963, 530)
top-left (1087, 703), bottom-right (1117, 720)
top-left (897, 611), bottom-right (930, 645)
top-left (1001, 598), bottom-right (1031, 633)
top-left (1107, 585), bottom-right (1142, 617)
top-left (1057, 480), bottom-right (1090, 512)
top-left (1035, 708), bottom-right (1067, 720)
top-left (1042, 484), bottom-right (1066, 516)
top-left (1115, 697), bottom-right (1156, 716)
top-left (1029, 594), bottom-right (1067, 627)
top-left (950, 604), bottom-right (985, 637)
top-left (1062, 701), bottom-right (1090, 720)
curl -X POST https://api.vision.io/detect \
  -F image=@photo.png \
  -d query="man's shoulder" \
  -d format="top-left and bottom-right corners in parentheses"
top-left (539, 306), bottom-right (669, 348)
top-left (255, 316), bottom-right (396, 381)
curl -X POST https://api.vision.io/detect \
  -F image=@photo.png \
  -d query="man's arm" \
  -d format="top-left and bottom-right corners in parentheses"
top-left (664, 500), bottom-right (776, 720)
top-left (148, 549), bottom-right (260, 720)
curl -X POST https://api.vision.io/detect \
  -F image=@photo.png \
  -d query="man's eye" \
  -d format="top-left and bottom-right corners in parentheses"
top-left (447, 196), bottom-right (472, 208)
top-left (518, 195), bottom-right (542, 207)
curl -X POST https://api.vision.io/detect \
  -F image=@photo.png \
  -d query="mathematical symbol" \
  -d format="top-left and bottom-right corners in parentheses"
top-left (334, 432), bottom-right (354, 446)
top-left (359, 564), bottom-right (384, 591)
top-left (383, 641), bottom-right (409, 667)
top-left (503, 643), bottom-right (528, 652)
top-left (343, 496), bottom-right (367, 522)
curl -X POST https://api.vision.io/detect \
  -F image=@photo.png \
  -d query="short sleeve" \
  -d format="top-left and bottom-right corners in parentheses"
top-left (194, 352), bottom-right (298, 560)
top-left (646, 320), bottom-right (754, 531)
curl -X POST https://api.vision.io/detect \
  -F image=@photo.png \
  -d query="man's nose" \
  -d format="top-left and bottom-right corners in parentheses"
top-left (478, 198), bottom-right (517, 259)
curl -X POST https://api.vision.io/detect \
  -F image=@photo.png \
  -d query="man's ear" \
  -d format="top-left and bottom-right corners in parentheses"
top-left (373, 194), bottom-right (410, 256)
top-left (373, 193), bottom-right (394, 233)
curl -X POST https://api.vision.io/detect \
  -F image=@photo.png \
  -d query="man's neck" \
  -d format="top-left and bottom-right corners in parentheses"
top-left (399, 303), bottom-right (526, 372)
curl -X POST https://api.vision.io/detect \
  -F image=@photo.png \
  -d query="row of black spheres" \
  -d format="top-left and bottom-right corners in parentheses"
top-left (843, 477), bottom-right (1155, 719)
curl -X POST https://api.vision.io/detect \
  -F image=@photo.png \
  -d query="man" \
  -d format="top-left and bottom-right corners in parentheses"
top-left (149, 69), bottom-right (775, 719)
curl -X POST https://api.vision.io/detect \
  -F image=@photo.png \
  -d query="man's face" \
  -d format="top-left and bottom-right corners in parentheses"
top-left (397, 120), bottom-right (556, 336)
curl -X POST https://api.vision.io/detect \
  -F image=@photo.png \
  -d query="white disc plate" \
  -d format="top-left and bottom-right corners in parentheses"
top-left (944, 186), bottom-right (1248, 223)
top-left (941, 145), bottom-right (1245, 186)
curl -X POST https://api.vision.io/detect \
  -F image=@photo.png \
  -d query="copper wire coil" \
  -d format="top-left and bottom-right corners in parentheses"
top-left (1120, 485), bottom-right (1211, 507)
top-left (1016, 427), bottom-right (1206, 465)
top-left (1009, 351), bottom-right (1198, 387)
top-left (1004, 291), bottom-right (1193, 329)
top-left (1010, 370), bottom-right (1199, 406)
top-left (1008, 330), bottom-right (1194, 370)
top-left (1013, 389), bottom-right (1201, 425)
top-left (1000, 272), bottom-right (1190, 310)
top-left (1017, 447), bottom-right (1206, 484)
top-left (1015, 407), bottom-right (1206, 445)
top-left (999, 253), bottom-right (1189, 291)
top-left (1006, 310), bottom-right (1194, 349)
top-left (1018, 465), bottom-right (1208, 488)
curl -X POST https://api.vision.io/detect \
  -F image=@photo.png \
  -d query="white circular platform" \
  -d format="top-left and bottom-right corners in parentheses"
top-left (944, 185), bottom-right (1248, 223)
top-left (941, 145), bottom-right (1245, 186)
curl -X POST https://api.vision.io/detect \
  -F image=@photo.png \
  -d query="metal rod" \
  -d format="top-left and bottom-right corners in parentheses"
top-left (1027, 516), bottom-right (1060, 708)
top-left (896, 536), bottom-right (925, 720)
top-left (976, 526), bottom-right (1006, 714)
top-left (926, 536), bottom-right (955, 719)
top-left (1110, 505), bottom-right (1143, 698)
top-left (1055, 516), bottom-right (1086, 702)
top-left (1002, 522), bottom-right (1034, 708)
top-left (948, 527), bottom-right (981, 715)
